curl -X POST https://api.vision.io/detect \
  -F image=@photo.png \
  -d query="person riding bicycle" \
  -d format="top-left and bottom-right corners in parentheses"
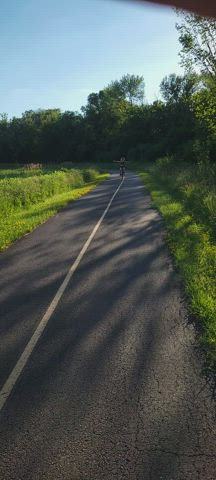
top-left (115, 156), bottom-right (126, 178)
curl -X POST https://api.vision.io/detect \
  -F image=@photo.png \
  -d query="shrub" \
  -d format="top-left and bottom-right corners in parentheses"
top-left (0, 168), bottom-right (98, 217)
top-left (82, 168), bottom-right (98, 182)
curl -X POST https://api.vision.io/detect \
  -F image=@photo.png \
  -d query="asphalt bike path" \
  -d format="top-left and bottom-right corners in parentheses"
top-left (0, 173), bottom-right (216, 479)
top-left (0, 176), bottom-right (118, 391)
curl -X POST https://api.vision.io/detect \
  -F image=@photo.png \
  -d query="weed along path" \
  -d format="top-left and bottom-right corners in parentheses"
top-left (0, 172), bottom-right (215, 479)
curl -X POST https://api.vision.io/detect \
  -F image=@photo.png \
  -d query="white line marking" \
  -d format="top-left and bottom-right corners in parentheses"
top-left (0, 176), bottom-right (124, 412)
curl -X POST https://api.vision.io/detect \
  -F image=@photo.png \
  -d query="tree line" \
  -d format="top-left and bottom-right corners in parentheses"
top-left (0, 11), bottom-right (215, 166)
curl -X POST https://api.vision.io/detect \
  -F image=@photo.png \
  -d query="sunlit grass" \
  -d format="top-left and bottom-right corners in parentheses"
top-left (138, 164), bottom-right (216, 368)
top-left (0, 169), bottom-right (109, 251)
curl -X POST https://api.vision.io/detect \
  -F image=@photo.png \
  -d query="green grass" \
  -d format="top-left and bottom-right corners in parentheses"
top-left (137, 158), bottom-right (216, 369)
top-left (0, 167), bottom-right (43, 179)
top-left (0, 166), bottom-right (109, 251)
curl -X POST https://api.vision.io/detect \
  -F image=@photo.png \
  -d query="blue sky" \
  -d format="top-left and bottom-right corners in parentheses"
top-left (0, 0), bottom-right (183, 118)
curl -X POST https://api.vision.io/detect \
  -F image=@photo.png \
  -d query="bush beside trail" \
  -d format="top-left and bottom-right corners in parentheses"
top-left (0, 168), bottom-right (98, 216)
top-left (0, 167), bottom-right (108, 252)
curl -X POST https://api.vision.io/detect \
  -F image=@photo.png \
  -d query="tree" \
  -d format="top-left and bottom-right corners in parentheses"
top-left (176, 12), bottom-right (216, 78)
top-left (160, 73), bottom-right (198, 103)
top-left (192, 89), bottom-right (216, 145)
top-left (82, 83), bottom-right (131, 160)
top-left (107, 74), bottom-right (145, 105)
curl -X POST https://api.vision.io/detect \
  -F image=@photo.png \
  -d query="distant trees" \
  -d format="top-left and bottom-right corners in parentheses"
top-left (81, 76), bottom-right (137, 160)
top-left (106, 74), bottom-right (145, 105)
top-left (0, 109), bottom-right (87, 164)
top-left (160, 73), bottom-right (198, 103)
top-left (0, 15), bottom-right (215, 167)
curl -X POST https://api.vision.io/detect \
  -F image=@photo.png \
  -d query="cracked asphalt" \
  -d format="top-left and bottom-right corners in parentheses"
top-left (0, 172), bottom-right (216, 479)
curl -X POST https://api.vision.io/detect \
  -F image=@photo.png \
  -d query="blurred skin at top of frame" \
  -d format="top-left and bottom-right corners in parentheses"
top-left (123, 0), bottom-right (216, 17)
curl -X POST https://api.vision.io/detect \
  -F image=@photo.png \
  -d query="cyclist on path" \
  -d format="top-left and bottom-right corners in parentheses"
top-left (114, 156), bottom-right (127, 179)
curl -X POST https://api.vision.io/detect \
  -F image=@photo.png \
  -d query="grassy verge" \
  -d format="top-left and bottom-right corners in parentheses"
top-left (0, 167), bottom-right (109, 251)
top-left (137, 158), bottom-right (216, 369)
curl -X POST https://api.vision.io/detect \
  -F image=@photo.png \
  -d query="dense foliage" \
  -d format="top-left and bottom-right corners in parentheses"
top-left (0, 166), bottom-right (107, 251)
top-left (0, 13), bottom-right (215, 167)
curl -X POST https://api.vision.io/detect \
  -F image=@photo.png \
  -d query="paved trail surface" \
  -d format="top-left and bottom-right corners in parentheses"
top-left (0, 173), bottom-right (215, 479)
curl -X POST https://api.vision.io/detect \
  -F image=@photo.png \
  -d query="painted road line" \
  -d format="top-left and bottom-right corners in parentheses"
top-left (0, 176), bottom-right (124, 412)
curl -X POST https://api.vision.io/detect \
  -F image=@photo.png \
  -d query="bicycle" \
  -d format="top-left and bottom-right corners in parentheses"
top-left (119, 165), bottom-right (125, 179)
top-left (114, 157), bottom-right (127, 180)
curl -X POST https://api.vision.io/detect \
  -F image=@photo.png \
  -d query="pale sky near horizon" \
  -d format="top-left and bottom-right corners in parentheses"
top-left (0, 0), bottom-right (183, 118)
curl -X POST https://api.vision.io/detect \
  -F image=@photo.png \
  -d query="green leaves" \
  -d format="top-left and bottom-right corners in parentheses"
top-left (176, 12), bottom-right (216, 77)
top-left (192, 88), bottom-right (216, 137)
top-left (108, 74), bottom-right (145, 105)
top-left (0, 167), bottom-right (107, 251)
top-left (160, 73), bottom-right (198, 103)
